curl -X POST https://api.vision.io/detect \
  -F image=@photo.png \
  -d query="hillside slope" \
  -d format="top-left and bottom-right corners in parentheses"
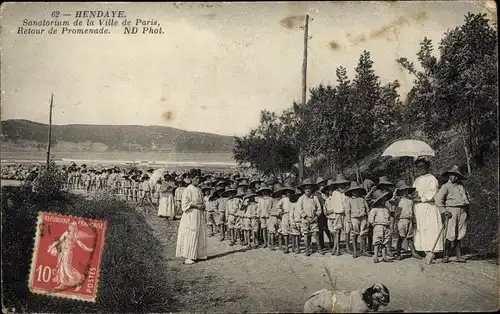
top-left (0, 119), bottom-right (235, 153)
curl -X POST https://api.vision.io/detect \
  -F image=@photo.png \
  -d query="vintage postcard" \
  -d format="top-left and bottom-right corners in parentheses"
top-left (28, 212), bottom-right (107, 302)
top-left (1, 1), bottom-right (498, 313)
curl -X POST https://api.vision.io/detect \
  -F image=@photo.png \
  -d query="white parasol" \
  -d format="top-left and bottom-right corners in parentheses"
top-left (381, 140), bottom-right (435, 158)
top-left (381, 139), bottom-right (435, 183)
top-left (149, 168), bottom-right (167, 187)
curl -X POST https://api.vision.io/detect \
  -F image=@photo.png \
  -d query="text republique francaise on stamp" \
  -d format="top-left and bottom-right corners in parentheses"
top-left (29, 212), bottom-right (107, 302)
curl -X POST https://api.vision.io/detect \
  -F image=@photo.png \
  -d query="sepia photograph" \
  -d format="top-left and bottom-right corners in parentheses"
top-left (1, 1), bottom-right (498, 313)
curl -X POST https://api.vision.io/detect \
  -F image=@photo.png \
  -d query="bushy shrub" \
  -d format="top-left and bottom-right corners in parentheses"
top-left (1, 186), bottom-right (178, 312)
top-left (27, 161), bottom-right (65, 202)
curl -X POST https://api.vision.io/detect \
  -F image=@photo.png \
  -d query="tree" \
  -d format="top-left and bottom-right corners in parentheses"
top-left (233, 110), bottom-right (299, 181)
top-left (299, 67), bottom-right (354, 176)
top-left (398, 13), bottom-right (498, 173)
top-left (348, 51), bottom-right (382, 182)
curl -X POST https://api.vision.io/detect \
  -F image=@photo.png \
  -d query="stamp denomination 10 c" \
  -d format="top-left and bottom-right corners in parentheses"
top-left (29, 212), bottom-right (107, 302)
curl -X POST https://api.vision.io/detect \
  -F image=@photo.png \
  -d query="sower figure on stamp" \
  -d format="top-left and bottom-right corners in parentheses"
top-left (315, 177), bottom-right (334, 254)
top-left (297, 178), bottom-right (322, 256)
top-left (47, 221), bottom-right (95, 291)
top-left (435, 165), bottom-right (471, 263)
top-left (175, 172), bottom-right (208, 265)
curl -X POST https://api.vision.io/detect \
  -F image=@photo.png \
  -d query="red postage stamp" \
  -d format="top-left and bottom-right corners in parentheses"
top-left (28, 212), bottom-right (107, 302)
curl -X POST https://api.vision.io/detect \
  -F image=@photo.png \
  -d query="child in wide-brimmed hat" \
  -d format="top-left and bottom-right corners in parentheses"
top-left (236, 177), bottom-right (250, 190)
top-left (138, 175), bottom-right (153, 207)
top-left (315, 176), bottom-right (333, 255)
top-left (224, 186), bottom-right (239, 245)
top-left (275, 184), bottom-right (295, 254)
top-left (131, 175), bottom-right (140, 202)
top-left (297, 178), bottom-right (321, 256)
top-left (290, 188), bottom-right (304, 254)
top-left (372, 176), bottom-right (396, 257)
top-left (81, 169), bottom-right (91, 193)
top-left (122, 174), bottom-right (132, 201)
top-left (392, 180), bottom-right (422, 261)
top-left (88, 169), bottom-right (97, 192)
top-left (234, 187), bottom-right (247, 245)
top-left (174, 179), bottom-right (186, 217)
top-left (216, 186), bottom-right (233, 241)
top-left (368, 189), bottom-right (393, 263)
top-left (345, 181), bottom-right (371, 258)
top-left (363, 178), bottom-right (376, 253)
top-left (266, 184), bottom-right (284, 251)
top-left (323, 174), bottom-right (351, 256)
top-left (256, 184), bottom-right (274, 248)
top-left (242, 192), bottom-right (258, 248)
top-left (249, 178), bottom-right (263, 194)
top-left (203, 185), bottom-right (218, 236)
top-left (435, 165), bottom-right (470, 263)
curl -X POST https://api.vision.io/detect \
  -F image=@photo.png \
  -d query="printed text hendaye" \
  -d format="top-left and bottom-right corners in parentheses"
top-left (75, 11), bottom-right (126, 18)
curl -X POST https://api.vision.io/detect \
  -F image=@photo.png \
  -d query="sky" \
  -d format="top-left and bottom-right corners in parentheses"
top-left (0, 1), bottom-right (494, 136)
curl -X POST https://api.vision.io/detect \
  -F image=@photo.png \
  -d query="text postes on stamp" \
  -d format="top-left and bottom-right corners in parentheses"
top-left (28, 212), bottom-right (107, 302)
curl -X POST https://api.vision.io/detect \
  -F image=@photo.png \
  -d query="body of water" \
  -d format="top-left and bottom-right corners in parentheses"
top-left (1, 151), bottom-right (238, 168)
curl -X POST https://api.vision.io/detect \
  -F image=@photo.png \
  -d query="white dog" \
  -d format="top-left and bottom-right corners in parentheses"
top-left (303, 283), bottom-right (391, 313)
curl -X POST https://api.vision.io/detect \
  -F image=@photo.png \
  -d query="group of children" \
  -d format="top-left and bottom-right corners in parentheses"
top-left (62, 165), bottom-right (188, 210)
top-left (59, 162), bottom-right (469, 264)
top-left (199, 173), bottom-right (424, 263)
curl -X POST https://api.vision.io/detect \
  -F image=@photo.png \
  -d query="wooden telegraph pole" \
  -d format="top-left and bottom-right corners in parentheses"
top-left (298, 14), bottom-right (310, 182)
top-left (46, 93), bottom-right (54, 170)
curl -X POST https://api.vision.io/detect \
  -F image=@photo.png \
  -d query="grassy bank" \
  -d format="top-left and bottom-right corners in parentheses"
top-left (1, 186), bottom-right (178, 312)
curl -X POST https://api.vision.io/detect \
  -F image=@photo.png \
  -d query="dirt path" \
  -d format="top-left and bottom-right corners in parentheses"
top-left (142, 211), bottom-right (499, 313)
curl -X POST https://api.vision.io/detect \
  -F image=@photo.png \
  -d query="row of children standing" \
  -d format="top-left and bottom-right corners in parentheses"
top-left (199, 173), bottom-right (424, 263)
top-left (62, 166), bottom-right (189, 209)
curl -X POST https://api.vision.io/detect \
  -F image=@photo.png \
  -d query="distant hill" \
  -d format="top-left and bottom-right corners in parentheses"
top-left (0, 119), bottom-right (236, 153)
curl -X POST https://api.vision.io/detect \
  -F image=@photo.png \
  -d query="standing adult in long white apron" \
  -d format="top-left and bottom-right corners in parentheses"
top-left (412, 158), bottom-right (443, 253)
top-left (175, 174), bottom-right (208, 265)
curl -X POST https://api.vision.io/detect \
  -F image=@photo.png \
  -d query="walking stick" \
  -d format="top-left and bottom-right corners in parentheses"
top-left (426, 216), bottom-right (448, 264)
top-left (442, 213), bottom-right (448, 259)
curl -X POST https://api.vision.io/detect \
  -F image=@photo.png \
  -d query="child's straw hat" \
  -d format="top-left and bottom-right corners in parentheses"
top-left (371, 189), bottom-right (392, 207)
top-left (443, 165), bottom-right (466, 180)
top-left (345, 181), bottom-right (367, 196)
